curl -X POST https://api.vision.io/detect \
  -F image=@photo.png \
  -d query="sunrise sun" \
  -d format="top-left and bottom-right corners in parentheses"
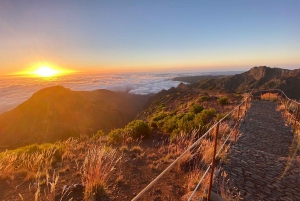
top-left (34, 66), bottom-right (58, 77)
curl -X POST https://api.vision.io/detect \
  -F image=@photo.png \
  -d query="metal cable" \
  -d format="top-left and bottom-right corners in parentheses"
top-left (132, 91), bottom-right (253, 200)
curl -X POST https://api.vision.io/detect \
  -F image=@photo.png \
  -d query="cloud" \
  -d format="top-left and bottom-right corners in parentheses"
top-left (0, 71), bottom-right (206, 114)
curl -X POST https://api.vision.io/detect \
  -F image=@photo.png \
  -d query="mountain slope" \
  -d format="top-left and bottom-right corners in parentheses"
top-left (0, 86), bottom-right (149, 147)
top-left (190, 66), bottom-right (300, 99)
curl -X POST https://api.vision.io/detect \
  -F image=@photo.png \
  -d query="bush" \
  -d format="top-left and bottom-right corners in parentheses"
top-left (214, 113), bottom-right (230, 122)
top-left (92, 130), bottom-right (105, 141)
top-left (125, 120), bottom-right (150, 139)
top-left (130, 146), bottom-right (143, 154)
top-left (149, 112), bottom-right (168, 129)
top-left (189, 104), bottom-right (204, 114)
top-left (162, 116), bottom-right (178, 133)
top-left (194, 108), bottom-right (216, 125)
top-left (218, 96), bottom-right (229, 106)
top-left (174, 113), bottom-right (195, 133)
top-left (107, 129), bottom-right (125, 144)
top-left (198, 95), bottom-right (210, 102)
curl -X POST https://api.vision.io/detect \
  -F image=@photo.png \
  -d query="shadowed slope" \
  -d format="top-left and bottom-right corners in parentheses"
top-left (0, 86), bottom-right (149, 147)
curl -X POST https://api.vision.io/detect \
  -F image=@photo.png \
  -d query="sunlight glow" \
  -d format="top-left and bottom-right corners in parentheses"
top-left (34, 66), bottom-right (57, 77)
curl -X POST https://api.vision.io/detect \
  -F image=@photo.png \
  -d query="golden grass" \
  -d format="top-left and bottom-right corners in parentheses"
top-left (81, 145), bottom-right (121, 200)
top-left (261, 93), bottom-right (278, 102)
top-left (0, 147), bottom-right (59, 181)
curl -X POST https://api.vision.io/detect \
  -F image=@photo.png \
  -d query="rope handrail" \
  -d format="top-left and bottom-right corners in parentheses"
top-left (132, 89), bottom-right (300, 201)
top-left (131, 90), bottom-right (253, 201)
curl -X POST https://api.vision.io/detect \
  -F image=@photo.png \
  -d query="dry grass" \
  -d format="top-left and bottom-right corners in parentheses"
top-left (277, 100), bottom-right (300, 151)
top-left (119, 145), bottom-right (129, 152)
top-left (187, 168), bottom-right (210, 193)
top-left (81, 145), bottom-right (121, 201)
top-left (31, 170), bottom-right (59, 201)
top-left (130, 146), bottom-right (143, 155)
top-left (0, 134), bottom-right (125, 200)
top-left (218, 171), bottom-right (240, 201)
top-left (0, 147), bottom-right (59, 181)
top-left (261, 93), bottom-right (278, 102)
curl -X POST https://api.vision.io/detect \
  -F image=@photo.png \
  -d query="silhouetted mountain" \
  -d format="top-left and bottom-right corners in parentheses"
top-left (0, 86), bottom-right (149, 147)
top-left (192, 66), bottom-right (300, 99)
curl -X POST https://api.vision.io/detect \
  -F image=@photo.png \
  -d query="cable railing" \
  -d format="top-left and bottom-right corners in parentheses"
top-left (132, 89), bottom-right (300, 201)
top-left (255, 89), bottom-right (300, 134)
top-left (132, 91), bottom-right (253, 201)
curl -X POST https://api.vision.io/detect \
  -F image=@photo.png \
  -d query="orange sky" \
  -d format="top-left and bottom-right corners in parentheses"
top-left (1, 1), bottom-right (300, 76)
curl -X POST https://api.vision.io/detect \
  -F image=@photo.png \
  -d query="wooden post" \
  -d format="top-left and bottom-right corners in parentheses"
top-left (234, 105), bottom-right (241, 144)
top-left (243, 97), bottom-right (249, 123)
top-left (207, 123), bottom-right (220, 201)
top-left (293, 105), bottom-right (300, 134)
top-left (284, 100), bottom-right (287, 119)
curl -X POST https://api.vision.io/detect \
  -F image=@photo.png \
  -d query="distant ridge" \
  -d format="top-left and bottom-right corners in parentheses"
top-left (0, 86), bottom-right (149, 147)
top-left (189, 66), bottom-right (300, 99)
top-left (144, 66), bottom-right (300, 111)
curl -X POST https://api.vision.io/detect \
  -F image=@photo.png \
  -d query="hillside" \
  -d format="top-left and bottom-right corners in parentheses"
top-left (0, 66), bottom-right (299, 200)
top-left (0, 86), bottom-right (149, 147)
top-left (176, 66), bottom-right (300, 100)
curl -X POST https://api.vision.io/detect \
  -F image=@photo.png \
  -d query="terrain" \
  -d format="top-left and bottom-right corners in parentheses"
top-left (0, 66), bottom-right (299, 200)
top-left (174, 66), bottom-right (300, 100)
top-left (0, 86), bottom-right (149, 148)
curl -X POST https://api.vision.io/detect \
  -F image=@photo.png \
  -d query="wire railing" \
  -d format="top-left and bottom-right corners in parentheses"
top-left (132, 89), bottom-right (300, 201)
top-left (256, 89), bottom-right (300, 134)
top-left (132, 91), bottom-right (253, 201)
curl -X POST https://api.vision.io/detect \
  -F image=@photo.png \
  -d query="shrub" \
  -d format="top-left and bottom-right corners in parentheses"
top-left (162, 116), bottom-right (178, 133)
top-left (107, 129), bottom-right (125, 144)
top-left (194, 108), bottom-right (216, 125)
top-left (268, 81), bottom-right (276, 88)
top-left (198, 95), bottom-right (210, 102)
top-left (120, 145), bottom-right (129, 152)
top-left (92, 130), bottom-right (105, 141)
top-left (149, 112), bottom-right (168, 129)
top-left (218, 96), bottom-right (229, 106)
top-left (125, 120), bottom-right (150, 139)
top-left (130, 146), bottom-right (143, 155)
top-left (214, 113), bottom-right (230, 122)
top-left (189, 104), bottom-right (204, 114)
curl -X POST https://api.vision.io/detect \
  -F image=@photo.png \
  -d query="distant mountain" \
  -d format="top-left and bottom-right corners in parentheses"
top-left (0, 86), bottom-right (149, 147)
top-left (191, 66), bottom-right (300, 100)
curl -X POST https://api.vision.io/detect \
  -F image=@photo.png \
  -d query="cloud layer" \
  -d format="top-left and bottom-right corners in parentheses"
top-left (0, 71), bottom-right (207, 114)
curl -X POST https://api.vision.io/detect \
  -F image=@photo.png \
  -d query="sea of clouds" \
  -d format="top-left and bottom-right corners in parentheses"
top-left (0, 70), bottom-right (231, 114)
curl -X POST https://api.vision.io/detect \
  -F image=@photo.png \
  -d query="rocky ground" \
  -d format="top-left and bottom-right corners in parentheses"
top-left (213, 101), bottom-right (300, 201)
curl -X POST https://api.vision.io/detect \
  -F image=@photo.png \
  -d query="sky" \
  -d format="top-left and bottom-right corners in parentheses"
top-left (0, 0), bottom-right (300, 75)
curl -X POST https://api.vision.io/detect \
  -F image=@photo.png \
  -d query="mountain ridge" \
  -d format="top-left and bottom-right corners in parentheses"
top-left (0, 86), bottom-right (149, 147)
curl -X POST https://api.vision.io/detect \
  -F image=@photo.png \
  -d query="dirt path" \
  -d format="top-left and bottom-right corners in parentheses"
top-left (213, 101), bottom-right (300, 201)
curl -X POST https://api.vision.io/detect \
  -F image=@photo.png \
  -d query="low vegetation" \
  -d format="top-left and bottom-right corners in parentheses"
top-left (82, 146), bottom-right (121, 200)
top-left (261, 92), bottom-right (278, 102)
top-left (0, 88), bottom-right (250, 200)
top-left (108, 120), bottom-right (150, 144)
top-left (218, 96), bottom-right (229, 106)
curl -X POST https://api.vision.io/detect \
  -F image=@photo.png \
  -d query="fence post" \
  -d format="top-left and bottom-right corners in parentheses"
top-left (293, 105), bottom-right (300, 134)
top-left (207, 123), bottom-right (219, 201)
top-left (243, 97), bottom-right (249, 123)
top-left (284, 99), bottom-right (287, 119)
top-left (234, 105), bottom-right (241, 144)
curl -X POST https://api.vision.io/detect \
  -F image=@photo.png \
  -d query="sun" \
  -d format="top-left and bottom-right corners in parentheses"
top-left (34, 66), bottom-right (58, 77)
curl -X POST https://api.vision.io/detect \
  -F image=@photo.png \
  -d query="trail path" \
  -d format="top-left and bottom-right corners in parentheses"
top-left (213, 101), bottom-right (300, 201)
